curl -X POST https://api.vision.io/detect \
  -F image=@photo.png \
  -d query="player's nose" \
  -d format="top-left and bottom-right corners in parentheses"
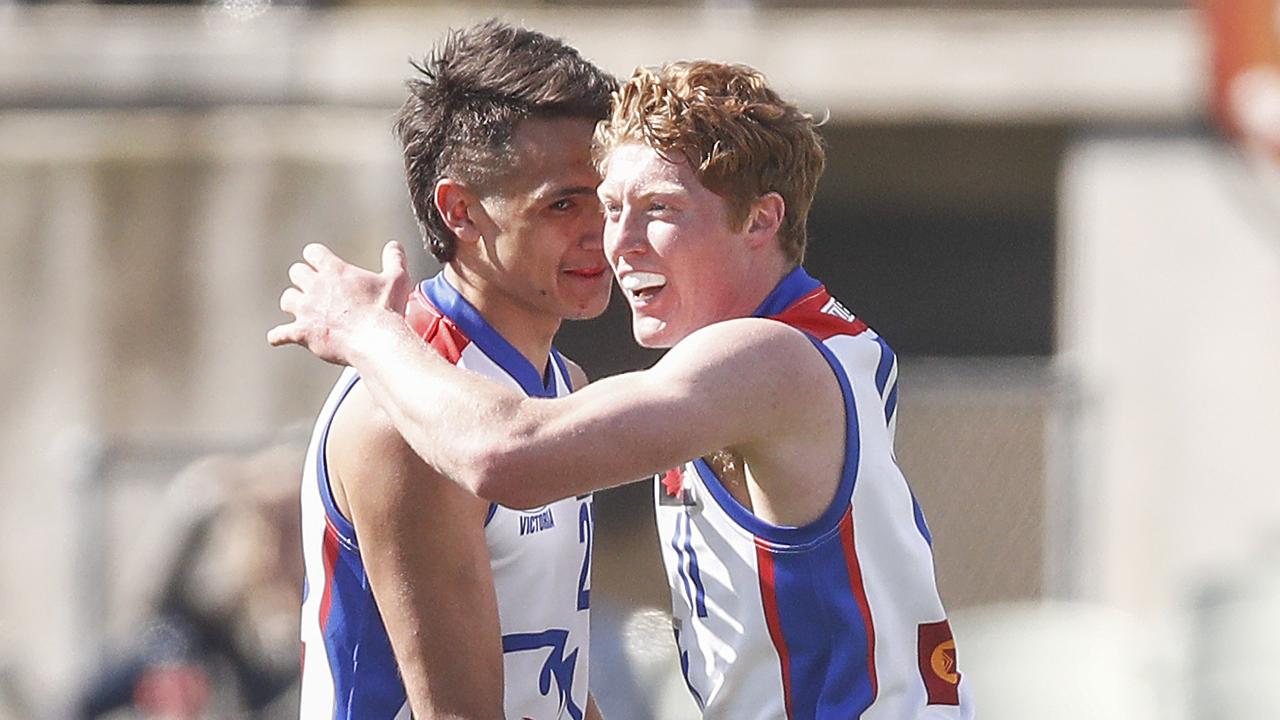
top-left (604, 207), bottom-right (646, 259)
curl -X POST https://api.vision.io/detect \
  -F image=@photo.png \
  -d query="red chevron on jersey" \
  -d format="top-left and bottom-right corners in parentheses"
top-left (405, 285), bottom-right (470, 364)
top-left (769, 287), bottom-right (869, 340)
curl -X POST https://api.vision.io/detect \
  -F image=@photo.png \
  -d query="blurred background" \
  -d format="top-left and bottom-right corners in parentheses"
top-left (1, 0), bottom-right (1278, 718)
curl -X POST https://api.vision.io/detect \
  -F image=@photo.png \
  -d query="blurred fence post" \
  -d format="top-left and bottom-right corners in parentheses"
top-left (69, 430), bottom-right (109, 683)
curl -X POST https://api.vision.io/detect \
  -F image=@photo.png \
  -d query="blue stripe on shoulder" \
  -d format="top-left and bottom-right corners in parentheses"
top-left (872, 334), bottom-right (895, 398)
top-left (316, 372), bottom-right (362, 546)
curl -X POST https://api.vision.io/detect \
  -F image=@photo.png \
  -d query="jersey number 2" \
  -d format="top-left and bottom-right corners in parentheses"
top-left (576, 502), bottom-right (592, 611)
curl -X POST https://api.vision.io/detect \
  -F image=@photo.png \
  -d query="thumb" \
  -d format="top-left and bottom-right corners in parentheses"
top-left (381, 240), bottom-right (412, 315)
top-left (381, 240), bottom-right (408, 279)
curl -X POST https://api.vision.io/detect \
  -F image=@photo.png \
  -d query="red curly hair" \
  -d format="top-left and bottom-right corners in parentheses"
top-left (593, 61), bottom-right (825, 265)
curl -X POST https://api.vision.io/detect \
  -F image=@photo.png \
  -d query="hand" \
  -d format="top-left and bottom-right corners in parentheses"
top-left (267, 241), bottom-right (413, 365)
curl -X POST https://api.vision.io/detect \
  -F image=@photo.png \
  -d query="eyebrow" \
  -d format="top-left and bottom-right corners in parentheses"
top-left (640, 184), bottom-right (687, 198)
top-left (615, 183), bottom-right (687, 201)
top-left (537, 184), bottom-right (600, 202)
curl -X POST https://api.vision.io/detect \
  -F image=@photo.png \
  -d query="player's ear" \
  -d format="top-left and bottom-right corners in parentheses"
top-left (434, 178), bottom-right (485, 244)
top-left (743, 191), bottom-right (785, 248)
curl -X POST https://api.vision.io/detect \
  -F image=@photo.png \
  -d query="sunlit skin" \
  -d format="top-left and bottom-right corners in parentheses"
top-left (441, 116), bottom-right (611, 367)
top-left (598, 143), bottom-right (788, 348)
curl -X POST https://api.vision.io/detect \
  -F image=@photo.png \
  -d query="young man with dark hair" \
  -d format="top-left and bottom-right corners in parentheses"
top-left (295, 21), bottom-right (613, 719)
top-left (277, 60), bottom-right (974, 718)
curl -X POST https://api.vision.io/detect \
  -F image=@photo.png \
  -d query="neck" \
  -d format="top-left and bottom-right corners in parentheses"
top-left (443, 264), bottom-right (560, 372)
top-left (732, 250), bottom-right (795, 319)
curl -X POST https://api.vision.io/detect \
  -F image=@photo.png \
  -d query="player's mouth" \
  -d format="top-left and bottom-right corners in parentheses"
top-left (564, 266), bottom-right (608, 281)
top-left (618, 271), bottom-right (668, 305)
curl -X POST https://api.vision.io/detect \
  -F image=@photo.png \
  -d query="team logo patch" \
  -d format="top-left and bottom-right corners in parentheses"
top-left (917, 620), bottom-right (961, 705)
top-left (820, 297), bottom-right (856, 322)
top-left (658, 468), bottom-right (697, 507)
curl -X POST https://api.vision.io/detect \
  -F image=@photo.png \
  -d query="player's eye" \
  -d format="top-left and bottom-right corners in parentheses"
top-left (550, 198), bottom-right (576, 212)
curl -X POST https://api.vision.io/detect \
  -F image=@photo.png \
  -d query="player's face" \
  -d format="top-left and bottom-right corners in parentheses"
top-left (599, 143), bottom-right (755, 348)
top-left (470, 117), bottom-right (611, 321)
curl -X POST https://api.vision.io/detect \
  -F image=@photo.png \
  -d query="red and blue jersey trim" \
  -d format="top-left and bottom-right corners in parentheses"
top-left (309, 371), bottom-right (409, 718)
top-left (416, 273), bottom-right (569, 398)
top-left (753, 506), bottom-right (879, 719)
top-left (708, 267), bottom-right (882, 716)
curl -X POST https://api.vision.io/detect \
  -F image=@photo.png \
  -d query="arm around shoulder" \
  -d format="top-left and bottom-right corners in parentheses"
top-left (472, 318), bottom-right (828, 505)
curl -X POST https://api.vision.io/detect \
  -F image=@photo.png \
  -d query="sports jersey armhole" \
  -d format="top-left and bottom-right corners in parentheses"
top-left (692, 332), bottom-right (861, 548)
top-left (316, 374), bottom-right (361, 547)
top-left (550, 349), bottom-right (573, 393)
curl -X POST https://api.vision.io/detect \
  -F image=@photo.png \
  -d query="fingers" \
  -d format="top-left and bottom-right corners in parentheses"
top-left (381, 240), bottom-right (408, 278)
top-left (267, 287), bottom-right (309, 347)
top-left (266, 323), bottom-right (299, 347)
top-left (288, 262), bottom-right (315, 291)
top-left (278, 286), bottom-right (303, 315)
top-left (301, 243), bottom-right (337, 269)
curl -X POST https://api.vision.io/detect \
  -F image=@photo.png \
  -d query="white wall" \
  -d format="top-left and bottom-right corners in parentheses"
top-left (1059, 136), bottom-right (1280, 613)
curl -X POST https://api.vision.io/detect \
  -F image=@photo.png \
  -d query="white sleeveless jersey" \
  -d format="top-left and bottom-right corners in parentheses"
top-left (655, 267), bottom-right (974, 719)
top-left (299, 272), bottom-right (593, 720)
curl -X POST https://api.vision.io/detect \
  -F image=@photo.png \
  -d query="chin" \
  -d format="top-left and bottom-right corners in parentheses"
top-left (567, 301), bottom-right (610, 321)
top-left (558, 287), bottom-right (612, 321)
top-left (632, 317), bottom-right (680, 349)
top-left (582, 292), bottom-right (614, 320)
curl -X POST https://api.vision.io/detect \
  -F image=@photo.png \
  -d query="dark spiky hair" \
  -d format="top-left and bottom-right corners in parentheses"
top-left (394, 20), bottom-right (616, 262)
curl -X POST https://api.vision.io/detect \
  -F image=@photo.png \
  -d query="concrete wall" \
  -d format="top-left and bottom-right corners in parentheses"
top-left (0, 108), bottom-right (418, 713)
top-left (1059, 136), bottom-right (1280, 614)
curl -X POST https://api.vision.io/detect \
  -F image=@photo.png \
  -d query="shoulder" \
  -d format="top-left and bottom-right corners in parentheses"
top-left (328, 379), bottom-right (401, 457)
top-left (659, 318), bottom-right (847, 453)
top-left (667, 316), bottom-right (827, 375)
top-left (654, 317), bottom-right (836, 412)
top-left (326, 381), bottom-right (429, 493)
top-left (810, 324), bottom-right (896, 388)
top-left (327, 378), bottom-right (489, 519)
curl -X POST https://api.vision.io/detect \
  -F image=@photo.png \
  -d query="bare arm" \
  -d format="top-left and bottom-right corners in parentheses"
top-left (270, 243), bottom-right (837, 510)
top-left (328, 382), bottom-right (504, 719)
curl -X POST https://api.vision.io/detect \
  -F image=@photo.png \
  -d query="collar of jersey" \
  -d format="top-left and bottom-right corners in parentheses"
top-left (419, 272), bottom-right (560, 398)
top-left (752, 265), bottom-right (822, 318)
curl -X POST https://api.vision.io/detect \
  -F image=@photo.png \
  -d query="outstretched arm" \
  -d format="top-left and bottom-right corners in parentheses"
top-left (270, 243), bottom-right (836, 510)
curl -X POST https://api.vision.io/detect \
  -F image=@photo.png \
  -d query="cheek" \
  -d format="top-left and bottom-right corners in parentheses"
top-left (647, 222), bottom-right (681, 250)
